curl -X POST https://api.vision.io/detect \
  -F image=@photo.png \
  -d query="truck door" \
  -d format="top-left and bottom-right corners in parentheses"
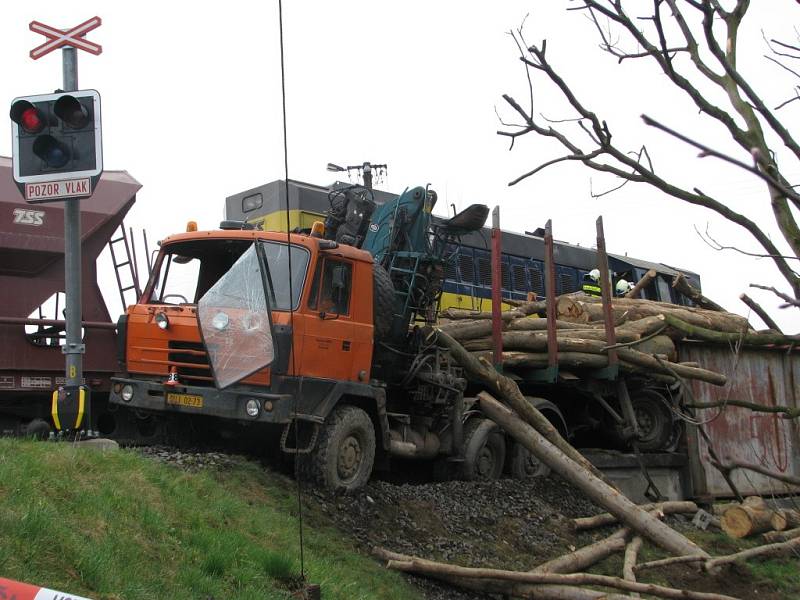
top-left (301, 257), bottom-right (356, 381)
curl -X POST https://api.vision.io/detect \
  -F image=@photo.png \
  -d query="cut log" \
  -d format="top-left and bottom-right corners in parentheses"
top-left (672, 273), bottom-right (727, 312)
top-left (633, 554), bottom-right (705, 573)
top-left (763, 526), bottom-right (800, 544)
top-left (381, 550), bottom-right (736, 600)
top-left (374, 548), bottom-right (634, 599)
top-left (625, 269), bottom-right (656, 299)
top-left (771, 509), bottom-right (800, 531)
top-left (573, 501), bottom-right (699, 531)
top-left (720, 496), bottom-right (775, 538)
top-left (461, 330), bottom-right (640, 352)
top-left (532, 528), bottom-right (629, 574)
top-left (435, 330), bottom-right (611, 484)
top-left (622, 536), bottom-right (643, 598)
top-left (373, 548), bottom-right (631, 599)
top-left (616, 347), bottom-right (726, 386)
top-left (663, 314), bottom-right (800, 347)
top-left (624, 334), bottom-right (676, 361)
top-left (478, 392), bottom-right (709, 558)
top-left (565, 296), bottom-right (750, 333)
top-left (705, 535), bottom-right (800, 571)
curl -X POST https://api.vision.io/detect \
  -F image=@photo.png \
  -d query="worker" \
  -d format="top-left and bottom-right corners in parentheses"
top-left (615, 279), bottom-right (633, 296)
top-left (582, 269), bottom-right (602, 296)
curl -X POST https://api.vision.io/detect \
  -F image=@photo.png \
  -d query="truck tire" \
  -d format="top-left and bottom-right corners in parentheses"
top-left (372, 263), bottom-right (395, 340)
top-left (632, 390), bottom-right (673, 452)
top-left (460, 418), bottom-right (506, 481)
top-left (302, 405), bottom-right (376, 492)
top-left (509, 442), bottom-right (551, 479)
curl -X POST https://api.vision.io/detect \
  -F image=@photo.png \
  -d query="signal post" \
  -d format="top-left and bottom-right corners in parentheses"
top-left (9, 17), bottom-right (103, 434)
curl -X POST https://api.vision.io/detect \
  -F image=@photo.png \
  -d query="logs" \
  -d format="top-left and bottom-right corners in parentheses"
top-left (763, 526), bottom-right (800, 544)
top-left (572, 501), bottom-right (699, 531)
top-left (479, 392), bottom-right (708, 558)
top-left (720, 496), bottom-right (775, 538)
top-left (771, 509), bottom-right (800, 532)
top-left (532, 528), bottom-right (629, 574)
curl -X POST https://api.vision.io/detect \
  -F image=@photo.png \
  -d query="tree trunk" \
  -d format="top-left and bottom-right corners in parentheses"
top-left (625, 269), bottom-right (656, 299)
top-left (720, 496), bottom-right (775, 538)
top-left (771, 509), bottom-right (800, 531)
top-left (564, 296), bottom-right (750, 333)
top-left (373, 548), bottom-right (634, 599)
top-left (622, 536), bottom-right (643, 598)
top-left (434, 330), bottom-right (612, 484)
top-left (478, 392), bottom-right (709, 558)
top-left (381, 550), bottom-right (735, 600)
top-left (705, 536), bottom-right (800, 571)
top-left (532, 528), bottom-right (629, 574)
top-left (663, 314), bottom-right (800, 347)
top-left (572, 501), bottom-right (699, 531)
top-left (763, 526), bottom-right (800, 544)
top-left (672, 273), bottom-right (727, 312)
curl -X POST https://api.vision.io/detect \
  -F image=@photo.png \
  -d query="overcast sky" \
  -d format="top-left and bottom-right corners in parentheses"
top-left (3, 2), bottom-right (799, 330)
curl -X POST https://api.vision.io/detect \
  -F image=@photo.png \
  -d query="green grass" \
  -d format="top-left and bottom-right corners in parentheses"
top-left (0, 439), bottom-right (420, 600)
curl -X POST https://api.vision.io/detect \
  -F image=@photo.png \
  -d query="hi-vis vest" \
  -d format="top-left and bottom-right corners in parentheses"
top-left (582, 282), bottom-right (602, 296)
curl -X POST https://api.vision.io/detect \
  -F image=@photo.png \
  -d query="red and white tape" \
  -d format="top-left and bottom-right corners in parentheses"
top-left (0, 577), bottom-right (92, 600)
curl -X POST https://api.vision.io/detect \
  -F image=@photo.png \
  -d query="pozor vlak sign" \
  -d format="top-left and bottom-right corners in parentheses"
top-left (9, 89), bottom-right (103, 203)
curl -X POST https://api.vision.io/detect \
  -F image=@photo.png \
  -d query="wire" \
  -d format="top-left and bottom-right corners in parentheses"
top-left (277, 0), bottom-right (305, 580)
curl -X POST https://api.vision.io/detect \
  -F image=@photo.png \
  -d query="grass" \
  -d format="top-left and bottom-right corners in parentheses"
top-left (0, 438), bottom-right (420, 600)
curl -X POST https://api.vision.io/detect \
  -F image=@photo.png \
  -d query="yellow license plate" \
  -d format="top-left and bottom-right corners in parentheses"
top-left (166, 393), bottom-right (203, 408)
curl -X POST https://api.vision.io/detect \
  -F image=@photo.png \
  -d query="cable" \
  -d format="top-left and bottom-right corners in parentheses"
top-left (277, 0), bottom-right (305, 579)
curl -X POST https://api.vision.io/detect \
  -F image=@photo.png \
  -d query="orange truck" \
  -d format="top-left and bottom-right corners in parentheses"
top-left (109, 183), bottom-right (514, 490)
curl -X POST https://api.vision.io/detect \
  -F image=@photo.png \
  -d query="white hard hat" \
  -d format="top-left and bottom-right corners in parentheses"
top-left (589, 269), bottom-right (601, 282)
top-left (615, 279), bottom-right (632, 294)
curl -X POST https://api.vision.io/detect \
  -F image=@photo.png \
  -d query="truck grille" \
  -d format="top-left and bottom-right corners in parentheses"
top-left (168, 341), bottom-right (214, 386)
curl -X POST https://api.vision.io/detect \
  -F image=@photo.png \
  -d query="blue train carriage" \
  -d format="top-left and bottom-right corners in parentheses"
top-left (225, 179), bottom-right (701, 313)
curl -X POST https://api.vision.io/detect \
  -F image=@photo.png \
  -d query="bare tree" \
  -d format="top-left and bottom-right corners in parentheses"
top-left (500, 1), bottom-right (800, 317)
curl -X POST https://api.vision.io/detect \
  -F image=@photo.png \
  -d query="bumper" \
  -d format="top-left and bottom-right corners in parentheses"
top-left (109, 376), bottom-right (294, 423)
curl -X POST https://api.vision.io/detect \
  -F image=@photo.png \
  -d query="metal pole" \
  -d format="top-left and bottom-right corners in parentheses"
top-left (491, 206), bottom-right (503, 369)
top-left (62, 46), bottom-right (83, 391)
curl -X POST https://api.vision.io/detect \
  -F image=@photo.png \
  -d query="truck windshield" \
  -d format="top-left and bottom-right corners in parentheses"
top-left (147, 239), bottom-right (309, 310)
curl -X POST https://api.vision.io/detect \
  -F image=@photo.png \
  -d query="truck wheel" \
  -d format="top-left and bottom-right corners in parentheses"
top-left (372, 264), bottom-right (395, 340)
top-left (509, 442), bottom-right (551, 479)
top-left (632, 391), bottom-right (673, 452)
top-left (460, 418), bottom-right (506, 481)
top-left (305, 405), bottom-right (376, 492)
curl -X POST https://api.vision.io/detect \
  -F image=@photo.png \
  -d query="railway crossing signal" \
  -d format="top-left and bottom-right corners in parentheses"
top-left (9, 89), bottom-right (103, 203)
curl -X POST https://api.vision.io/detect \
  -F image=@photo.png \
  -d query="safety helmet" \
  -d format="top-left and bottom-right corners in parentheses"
top-left (615, 279), bottom-right (632, 295)
top-left (588, 269), bottom-right (601, 282)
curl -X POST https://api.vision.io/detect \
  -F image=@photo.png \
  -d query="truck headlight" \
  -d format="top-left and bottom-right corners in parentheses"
top-left (121, 384), bottom-right (134, 402)
top-left (212, 311), bottom-right (230, 331)
top-left (245, 398), bottom-right (260, 418)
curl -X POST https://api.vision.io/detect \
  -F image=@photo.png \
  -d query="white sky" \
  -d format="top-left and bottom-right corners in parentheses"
top-left (2, 2), bottom-right (800, 331)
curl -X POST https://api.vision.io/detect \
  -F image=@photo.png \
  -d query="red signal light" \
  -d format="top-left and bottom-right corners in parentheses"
top-left (20, 107), bottom-right (44, 133)
top-left (10, 100), bottom-right (45, 134)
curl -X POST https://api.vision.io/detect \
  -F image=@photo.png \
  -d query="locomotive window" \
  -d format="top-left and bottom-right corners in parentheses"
top-left (458, 254), bottom-right (474, 283)
top-left (242, 193), bottom-right (263, 213)
top-left (559, 271), bottom-right (578, 294)
top-left (478, 257), bottom-right (492, 286)
top-left (528, 266), bottom-right (544, 296)
top-left (512, 264), bottom-right (527, 291)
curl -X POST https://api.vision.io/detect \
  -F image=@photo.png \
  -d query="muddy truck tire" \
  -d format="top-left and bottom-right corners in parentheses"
top-left (460, 417), bottom-right (506, 481)
top-left (299, 405), bottom-right (376, 492)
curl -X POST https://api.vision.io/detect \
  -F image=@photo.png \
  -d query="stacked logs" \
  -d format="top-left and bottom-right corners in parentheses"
top-left (436, 293), bottom-right (768, 387)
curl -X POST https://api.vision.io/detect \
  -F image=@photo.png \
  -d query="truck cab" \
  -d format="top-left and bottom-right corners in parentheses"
top-left (111, 226), bottom-right (391, 483)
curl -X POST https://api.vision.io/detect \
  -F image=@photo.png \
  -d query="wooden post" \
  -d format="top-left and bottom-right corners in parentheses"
top-left (491, 206), bottom-right (503, 369)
